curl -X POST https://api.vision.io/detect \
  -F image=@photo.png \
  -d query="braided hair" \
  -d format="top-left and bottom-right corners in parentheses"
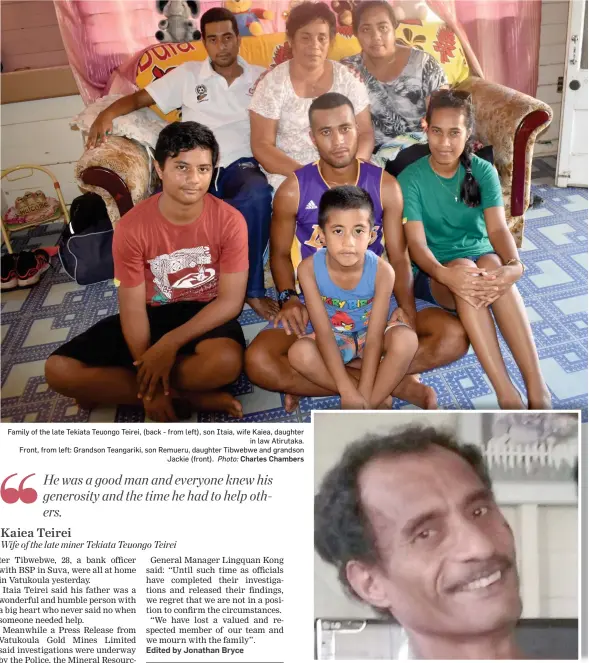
top-left (426, 89), bottom-right (481, 208)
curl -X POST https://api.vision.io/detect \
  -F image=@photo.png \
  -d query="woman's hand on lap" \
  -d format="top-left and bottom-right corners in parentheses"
top-left (438, 264), bottom-right (490, 308)
top-left (475, 264), bottom-right (523, 306)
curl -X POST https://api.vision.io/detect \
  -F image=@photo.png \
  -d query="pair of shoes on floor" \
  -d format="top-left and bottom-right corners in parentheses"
top-left (1, 249), bottom-right (51, 291)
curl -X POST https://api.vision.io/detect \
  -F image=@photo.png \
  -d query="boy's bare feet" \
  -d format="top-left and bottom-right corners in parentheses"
top-left (247, 296), bottom-right (280, 321)
top-left (284, 393), bottom-right (301, 413)
top-left (527, 386), bottom-right (552, 410)
top-left (497, 386), bottom-right (526, 410)
top-left (377, 395), bottom-right (393, 410)
top-left (76, 392), bottom-right (243, 419)
top-left (188, 391), bottom-right (244, 419)
top-left (392, 375), bottom-right (438, 410)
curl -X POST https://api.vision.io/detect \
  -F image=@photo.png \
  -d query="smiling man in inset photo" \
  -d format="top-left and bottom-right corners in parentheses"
top-left (315, 426), bottom-right (523, 660)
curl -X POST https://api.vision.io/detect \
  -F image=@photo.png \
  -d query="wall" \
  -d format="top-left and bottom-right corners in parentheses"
top-left (1, 96), bottom-right (86, 213)
top-left (0, 1), bottom-right (121, 212)
top-left (536, 0), bottom-right (571, 156)
top-left (313, 412), bottom-right (578, 623)
top-left (539, 506), bottom-right (578, 616)
top-left (1, 0), bottom-right (68, 72)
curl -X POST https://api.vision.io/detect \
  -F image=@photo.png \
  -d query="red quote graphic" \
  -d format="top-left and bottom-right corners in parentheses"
top-left (1, 474), bottom-right (37, 504)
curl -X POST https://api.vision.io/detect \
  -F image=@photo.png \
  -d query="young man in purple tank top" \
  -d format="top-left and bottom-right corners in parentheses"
top-left (245, 93), bottom-right (469, 411)
top-left (292, 130), bottom-right (386, 262)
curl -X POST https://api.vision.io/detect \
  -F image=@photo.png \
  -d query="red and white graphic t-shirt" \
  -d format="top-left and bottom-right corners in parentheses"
top-left (113, 193), bottom-right (248, 305)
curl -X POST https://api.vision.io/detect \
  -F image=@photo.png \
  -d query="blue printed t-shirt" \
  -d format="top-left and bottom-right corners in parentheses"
top-left (314, 248), bottom-right (378, 333)
top-left (397, 155), bottom-right (503, 265)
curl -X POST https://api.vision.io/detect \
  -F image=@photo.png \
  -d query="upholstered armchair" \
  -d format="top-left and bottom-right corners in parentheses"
top-left (456, 77), bottom-right (552, 245)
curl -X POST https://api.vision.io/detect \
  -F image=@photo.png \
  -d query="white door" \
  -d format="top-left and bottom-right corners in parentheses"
top-left (556, 0), bottom-right (588, 187)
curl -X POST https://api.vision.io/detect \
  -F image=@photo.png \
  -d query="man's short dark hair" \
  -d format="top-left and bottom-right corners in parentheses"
top-left (318, 185), bottom-right (375, 229)
top-left (155, 121), bottom-right (219, 168)
top-left (314, 426), bottom-right (492, 603)
top-left (309, 92), bottom-right (355, 125)
top-left (352, 0), bottom-right (399, 34)
top-left (286, 1), bottom-right (337, 40)
top-left (200, 7), bottom-right (239, 39)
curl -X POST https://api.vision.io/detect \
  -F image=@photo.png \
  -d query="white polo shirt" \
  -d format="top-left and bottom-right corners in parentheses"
top-left (146, 56), bottom-right (264, 168)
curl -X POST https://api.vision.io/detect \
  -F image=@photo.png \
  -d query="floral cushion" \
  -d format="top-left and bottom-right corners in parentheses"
top-left (134, 22), bottom-right (469, 123)
top-left (393, 21), bottom-right (469, 83)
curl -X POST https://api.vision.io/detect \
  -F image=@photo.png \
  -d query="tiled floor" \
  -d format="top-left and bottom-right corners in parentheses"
top-left (1, 159), bottom-right (587, 423)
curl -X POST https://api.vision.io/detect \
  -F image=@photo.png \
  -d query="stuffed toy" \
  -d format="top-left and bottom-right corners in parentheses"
top-left (225, 0), bottom-right (273, 37)
top-left (281, 0), bottom-right (303, 21)
top-left (155, 0), bottom-right (201, 43)
top-left (331, 0), bottom-right (357, 29)
top-left (391, 0), bottom-right (428, 24)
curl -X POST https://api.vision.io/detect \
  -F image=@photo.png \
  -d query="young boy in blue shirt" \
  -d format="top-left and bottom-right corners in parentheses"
top-left (288, 185), bottom-right (419, 409)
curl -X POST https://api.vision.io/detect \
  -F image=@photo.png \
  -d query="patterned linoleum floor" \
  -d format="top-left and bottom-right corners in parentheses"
top-left (1, 158), bottom-right (587, 423)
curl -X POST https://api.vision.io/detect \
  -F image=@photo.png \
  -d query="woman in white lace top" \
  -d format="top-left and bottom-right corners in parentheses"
top-left (249, 1), bottom-right (374, 191)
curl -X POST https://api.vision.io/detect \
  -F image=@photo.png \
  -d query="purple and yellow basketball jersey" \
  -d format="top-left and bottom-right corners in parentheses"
top-left (292, 160), bottom-right (385, 271)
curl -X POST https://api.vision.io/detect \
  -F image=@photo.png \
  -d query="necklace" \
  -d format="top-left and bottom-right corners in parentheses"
top-left (429, 157), bottom-right (461, 203)
top-left (320, 160), bottom-right (359, 188)
top-left (363, 51), bottom-right (398, 73)
top-left (306, 63), bottom-right (329, 94)
top-left (290, 60), bottom-right (327, 96)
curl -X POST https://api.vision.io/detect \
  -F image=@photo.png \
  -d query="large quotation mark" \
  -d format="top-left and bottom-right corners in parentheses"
top-left (1, 474), bottom-right (37, 504)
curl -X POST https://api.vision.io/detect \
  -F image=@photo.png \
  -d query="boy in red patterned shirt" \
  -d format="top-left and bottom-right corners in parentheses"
top-left (46, 122), bottom-right (249, 421)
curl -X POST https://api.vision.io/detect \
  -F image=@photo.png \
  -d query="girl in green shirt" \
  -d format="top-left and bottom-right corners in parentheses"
top-left (399, 89), bottom-right (550, 409)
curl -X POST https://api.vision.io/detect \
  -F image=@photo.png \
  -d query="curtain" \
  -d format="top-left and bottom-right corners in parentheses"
top-left (429, 0), bottom-right (542, 96)
top-left (53, 1), bottom-right (161, 104)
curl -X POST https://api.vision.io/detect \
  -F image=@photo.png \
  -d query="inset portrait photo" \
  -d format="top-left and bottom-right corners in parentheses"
top-left (314, 411), bottom-right (581, 660)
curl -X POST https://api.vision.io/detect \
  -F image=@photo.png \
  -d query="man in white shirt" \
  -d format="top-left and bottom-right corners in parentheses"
top-left (87, 8), bottom-right (277, 321)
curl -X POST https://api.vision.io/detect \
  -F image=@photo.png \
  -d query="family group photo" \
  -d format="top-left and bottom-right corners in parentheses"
top-left (1, 0), bottom-right (587, 423)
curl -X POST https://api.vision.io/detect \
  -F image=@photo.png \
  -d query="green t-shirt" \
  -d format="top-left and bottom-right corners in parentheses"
top-left (397, 155), bottom-right (503, 265)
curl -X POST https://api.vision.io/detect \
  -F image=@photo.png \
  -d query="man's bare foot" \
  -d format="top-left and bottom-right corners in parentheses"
top-left (527, 386), bottom-right (552, 410)
top-left (497, 387), bottom-right (526, 410)
top-left (284, 393), bottom-right (300, 413)
top-left (75, 400), bottom-right (97, 411)
top-left (498, 398), bottom-right (526, 410)
top-left (392, 375), bottom-right (438, 410)
top-left (188, 391), bottom-right (244, 419)
top-left (247, 296), bottom-right (280, 321)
